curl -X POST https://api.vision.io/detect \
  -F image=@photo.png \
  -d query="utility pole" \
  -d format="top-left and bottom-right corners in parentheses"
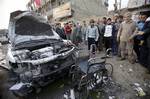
top-left (119, 0), bottom-right (121, 10)
top-left (114, 0), bottom-right (118, 11)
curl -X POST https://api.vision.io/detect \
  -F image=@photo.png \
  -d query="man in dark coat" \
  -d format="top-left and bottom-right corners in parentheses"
top-left (138, 15), bottom-right (150, 71)
top-left (55, 23), bottom-right (66, 39)
top-left (147, 18), bottom-right (150, 71)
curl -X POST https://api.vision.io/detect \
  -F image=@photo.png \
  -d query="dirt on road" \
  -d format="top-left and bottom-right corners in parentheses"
top-left (0, 43), bottom-right (150, 99)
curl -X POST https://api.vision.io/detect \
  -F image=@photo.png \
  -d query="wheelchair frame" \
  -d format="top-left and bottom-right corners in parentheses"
top-left (64, 48), bottom-right (113, 99)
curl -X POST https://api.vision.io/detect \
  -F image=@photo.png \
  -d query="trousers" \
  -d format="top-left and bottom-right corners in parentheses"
top-left (120, 41), bottom-right (135, 62)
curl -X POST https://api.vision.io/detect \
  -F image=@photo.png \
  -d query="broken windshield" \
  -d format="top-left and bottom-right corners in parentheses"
top-left (15, 16), bottom-right (53, 36)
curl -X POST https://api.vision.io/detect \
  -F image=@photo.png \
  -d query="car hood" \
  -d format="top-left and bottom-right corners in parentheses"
top-left (8, 11), bottom-right (60, 46)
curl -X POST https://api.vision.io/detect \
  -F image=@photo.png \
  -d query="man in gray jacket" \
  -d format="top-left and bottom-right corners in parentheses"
top-left (86, 19), bottom-right (99, 53)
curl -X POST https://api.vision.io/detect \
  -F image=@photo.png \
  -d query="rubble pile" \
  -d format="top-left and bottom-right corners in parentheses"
top-left (95, 79), bottom-right (125, 99)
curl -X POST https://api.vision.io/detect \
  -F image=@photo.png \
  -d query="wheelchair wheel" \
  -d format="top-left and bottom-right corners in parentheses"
top-left (78, 71), bottom-right (104, 99)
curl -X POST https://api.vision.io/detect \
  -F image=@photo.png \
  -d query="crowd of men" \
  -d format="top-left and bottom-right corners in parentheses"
top-left (53, 11), bottom-right (150, 73)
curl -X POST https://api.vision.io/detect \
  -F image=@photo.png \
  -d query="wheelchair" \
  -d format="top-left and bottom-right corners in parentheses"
top-left (64, 48), bottom-right (113, 99)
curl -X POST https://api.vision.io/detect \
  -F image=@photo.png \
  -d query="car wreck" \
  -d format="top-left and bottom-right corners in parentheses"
top-left (7, 11), bottom-right (77, 97)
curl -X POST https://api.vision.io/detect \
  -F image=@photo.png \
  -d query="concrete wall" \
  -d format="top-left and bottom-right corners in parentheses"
top-left (128, 0), bottom-right (145, 8)
top-left (27, 0), bottom-right (108, 22)
top-left (72, 0), bottom-right (108, 21)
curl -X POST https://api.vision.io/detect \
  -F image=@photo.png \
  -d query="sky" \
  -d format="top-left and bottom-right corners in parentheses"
top-left (0, 0), bottom-right (30, 29)
top-left (0, 0), bottom-right (129, 29)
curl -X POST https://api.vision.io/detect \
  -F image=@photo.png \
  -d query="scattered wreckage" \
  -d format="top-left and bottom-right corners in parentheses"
top-left (63, 49), bottom-right (113, 99)
top-left (7, 11), bottom-right (77, 97)
top-left (0, 29), bottom-right (9, 45)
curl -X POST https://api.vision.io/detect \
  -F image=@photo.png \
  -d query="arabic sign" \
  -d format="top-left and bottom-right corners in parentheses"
top-left (53, 2), bottom-right (72, 19)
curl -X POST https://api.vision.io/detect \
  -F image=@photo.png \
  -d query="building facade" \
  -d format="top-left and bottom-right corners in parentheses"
top-left (27, 0), bottom-right (108, 23)
top-left (128, 0), bottom-right (150, 8)
top-left (127, 0), bottom-right (150, 22)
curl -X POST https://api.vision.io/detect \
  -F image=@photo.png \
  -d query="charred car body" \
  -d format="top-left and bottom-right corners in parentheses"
top-left (7, 11), bottom-right (77, 96)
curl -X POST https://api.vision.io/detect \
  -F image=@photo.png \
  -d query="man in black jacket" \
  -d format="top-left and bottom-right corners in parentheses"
top-left (55, 23), bottom-right (66, 39)
top-left (138, 15), bottom-right (150, 71)
top-left (103, 18), bottom-right (116, 55)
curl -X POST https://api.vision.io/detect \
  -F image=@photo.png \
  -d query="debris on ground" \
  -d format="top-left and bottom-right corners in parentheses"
top-left (109, 96), bottom-right (115, 99)
top-left (119, 64), bottom-right (123, 68)
top-left (129, 68), bottom-right (133, 73)
top-left (0, 37), bottom-right (150, 99)
top-left (132, 83), bottom-right (146, 97)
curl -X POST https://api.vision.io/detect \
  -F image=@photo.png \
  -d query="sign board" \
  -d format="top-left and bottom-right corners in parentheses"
top-left (53, 2), bottom-right (71, 19)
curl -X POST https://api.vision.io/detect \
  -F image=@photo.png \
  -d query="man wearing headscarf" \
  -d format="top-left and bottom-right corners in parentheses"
top-left (117, 12), bottom-right (136, 63)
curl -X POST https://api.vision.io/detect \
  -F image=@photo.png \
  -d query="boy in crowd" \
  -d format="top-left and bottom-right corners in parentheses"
top-left (103, 18), bottom-right (115, 55)
top-left (86, 19), bottom-right (99, 56)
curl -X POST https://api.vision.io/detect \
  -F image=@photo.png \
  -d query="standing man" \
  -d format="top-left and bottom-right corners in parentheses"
top-left (81, 21), bottom-right (87, 43)
top-left (64, 23), bottom-right (72, 40)
top-left (96, 17), bottom-right (107, 52)
top-left (117, 12), bottom-right (136, 63)
top-left (138, 13), bottom-right (150, 71)
top-left (117, 15), bottom-right (124, 57)
top-left (101, 17), bottom-right (107, 50)
top-left (112, 14), bottom-right (120, 55)
top-left (86, 19), bottom-right (99, 54)
top-left (103, 18), bottom-right (115, 55)
top-left (143, 15), bottom-right (150, 72)
top-left (133, 14), bottom-right (146, 62)
top-left (55, 23), bottom-right (66, 39)
top-left (76, 23), bottom-right (82, 44)
top-left (96, 19), bottom-right (104, 51)
top-left (71, 24), bottom-right (78, 45)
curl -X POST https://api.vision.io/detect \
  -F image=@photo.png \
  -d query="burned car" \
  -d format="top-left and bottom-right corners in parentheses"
top-left (7, 11), bottom-right (77, 96)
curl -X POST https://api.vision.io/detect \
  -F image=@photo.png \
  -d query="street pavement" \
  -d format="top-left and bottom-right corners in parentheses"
top-left (0, 43), bottom-right (150, 99)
